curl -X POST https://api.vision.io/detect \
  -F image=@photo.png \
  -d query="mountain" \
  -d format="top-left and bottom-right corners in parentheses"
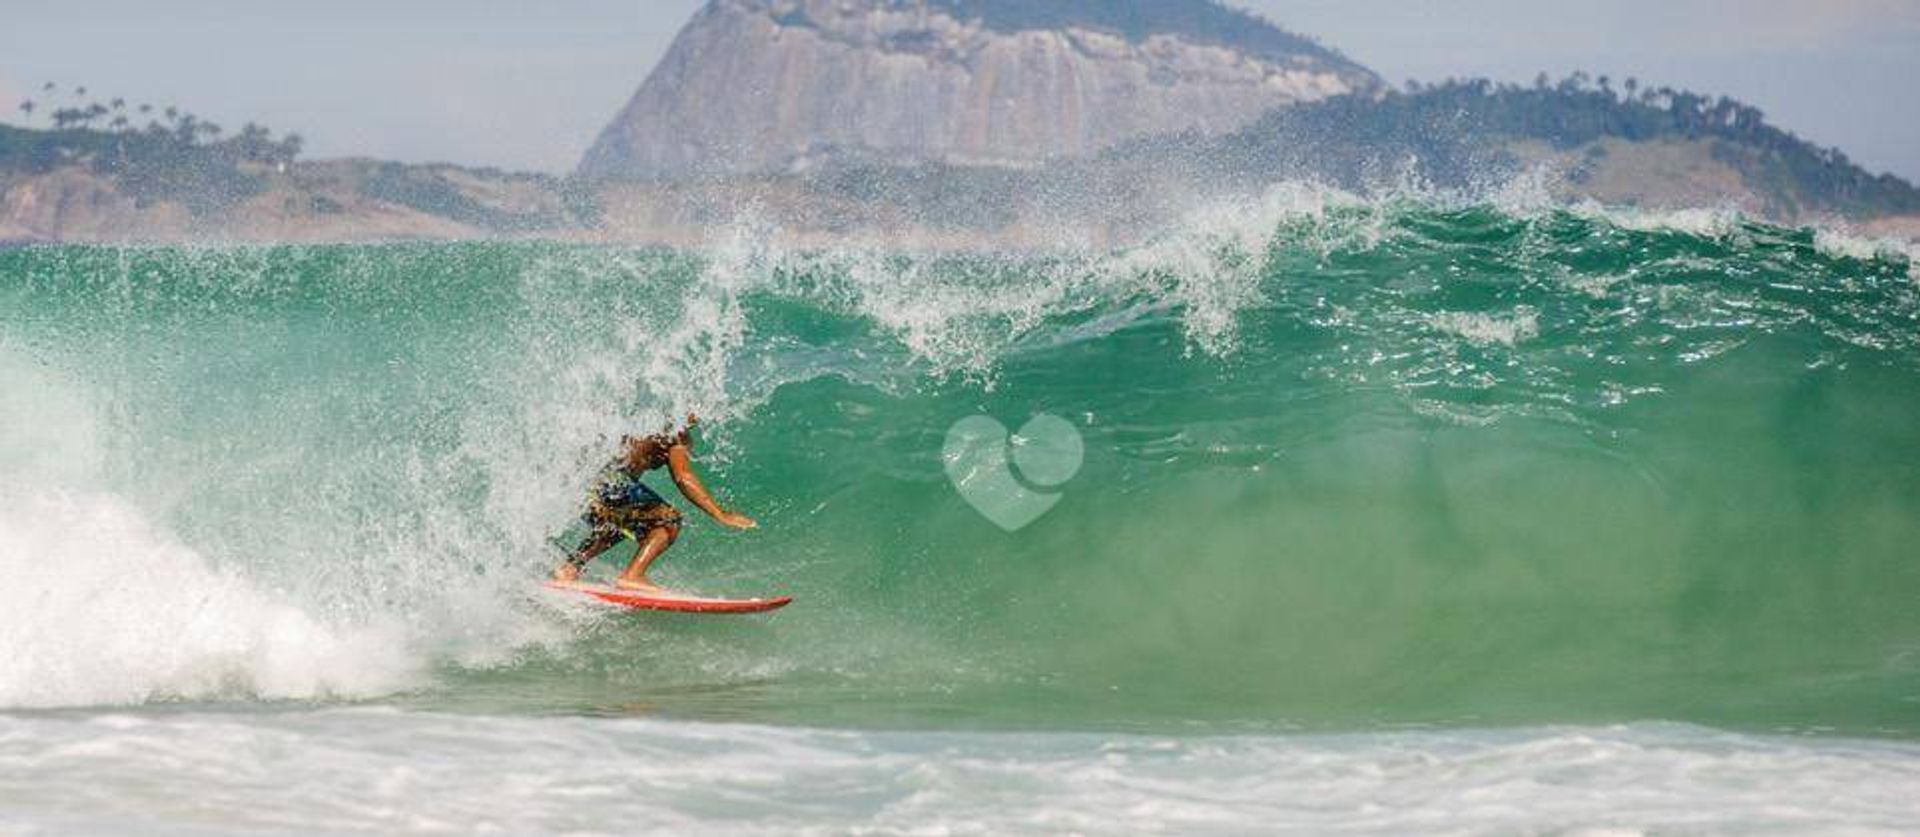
top-left (577, 0), bottom-right (1378, 179)
top-left (578, 72), bottom-right (1920, 247)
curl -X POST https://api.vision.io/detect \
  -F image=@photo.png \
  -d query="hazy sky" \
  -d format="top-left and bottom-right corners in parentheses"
top-left (3, 0), bottom-right (1917, 179)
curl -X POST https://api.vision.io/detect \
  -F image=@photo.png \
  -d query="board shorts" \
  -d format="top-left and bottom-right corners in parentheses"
top-left (563, 498), bottom-right (685, 571)
top-left (582, 499), bottom-right (685, 542)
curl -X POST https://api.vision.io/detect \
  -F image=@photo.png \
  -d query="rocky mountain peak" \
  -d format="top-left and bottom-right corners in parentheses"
top-left (578, 0), bottom-right (1380, 179)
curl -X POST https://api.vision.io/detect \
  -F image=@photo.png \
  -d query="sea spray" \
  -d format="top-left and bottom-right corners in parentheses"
top-left (0, 489), bottom-right (418, 707)
top-left (0, 344), bottom-right (417, 705)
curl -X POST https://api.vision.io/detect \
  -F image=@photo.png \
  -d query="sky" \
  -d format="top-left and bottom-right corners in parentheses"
top-left (3, 0), bottom-right (1917, 180)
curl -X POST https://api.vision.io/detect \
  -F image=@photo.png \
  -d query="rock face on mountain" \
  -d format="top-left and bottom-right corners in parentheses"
top-left (578, 0), bottom-right (1379, 179)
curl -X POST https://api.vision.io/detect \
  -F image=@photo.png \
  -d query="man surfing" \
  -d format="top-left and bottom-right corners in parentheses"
top-left (552, 416), bottom-right (756, 593)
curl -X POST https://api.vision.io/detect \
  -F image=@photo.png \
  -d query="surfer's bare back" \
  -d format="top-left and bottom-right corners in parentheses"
top-left (552, 416), bottom-right (756, 592)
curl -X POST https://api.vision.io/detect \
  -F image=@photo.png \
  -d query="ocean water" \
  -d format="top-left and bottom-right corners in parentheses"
top-left (3, 188), bottom-right (1920, 832)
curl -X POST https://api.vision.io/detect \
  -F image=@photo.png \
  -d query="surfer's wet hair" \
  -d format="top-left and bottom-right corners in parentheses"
top-left (620, 424), bottom-right (688, 449)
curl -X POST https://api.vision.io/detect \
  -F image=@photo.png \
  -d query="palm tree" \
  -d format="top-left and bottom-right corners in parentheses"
top-left (277, 132), bottom-right (304, 168)
top-left (137, 103), bottom-right (152, 114)
top-left (235, 122), bottom-right (273, 160)
top-left (41, 82), bottom-right (55, 93)
top-left (74, 86), bottom-right (87, 97)
top-left (17, 100), bottom-right (33, 122)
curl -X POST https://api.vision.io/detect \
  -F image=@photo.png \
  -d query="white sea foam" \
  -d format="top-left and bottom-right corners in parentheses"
top-left (0, 490), bottom-right (419, 708)
top-left (0, 345), bottom-right (419, 708)
top-left (2, 713), bottom-right (1916, 834)
top-left (1431, 307), bottom-right (1541, 347)
top-left (1813, 228), bottom-right (1908, 262)
top-left (1101, 182), bottom-right (1362, 354)
top-left (663, 182), bottom-right (1361, 382)
top-left (1812, 228), bottom-right (1920, 287)
top-left (1570, 200), bottom-right (1746, 239)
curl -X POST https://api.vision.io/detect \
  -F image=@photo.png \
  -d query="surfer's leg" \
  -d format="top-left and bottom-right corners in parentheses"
top-left (553, 529), bottom-right (621, 582)
top-left (613, 522), bottom-right (681, 592)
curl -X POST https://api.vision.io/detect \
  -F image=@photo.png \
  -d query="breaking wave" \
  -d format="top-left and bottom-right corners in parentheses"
top-left (2, 188), bottom-right (1917, 732)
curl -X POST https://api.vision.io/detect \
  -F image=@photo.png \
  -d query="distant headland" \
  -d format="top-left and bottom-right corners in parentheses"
top-left (4, 0), bottom-right (1917, 247)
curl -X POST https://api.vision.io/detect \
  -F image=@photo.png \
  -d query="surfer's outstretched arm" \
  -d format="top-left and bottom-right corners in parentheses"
top-left (666, 444), bottom-right (756, 530)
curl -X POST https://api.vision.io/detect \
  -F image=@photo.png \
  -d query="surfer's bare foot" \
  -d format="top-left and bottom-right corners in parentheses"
top-left (613, 576), bottom-right (666, 593)
top-left (551, 564), bottom-right (583, 583)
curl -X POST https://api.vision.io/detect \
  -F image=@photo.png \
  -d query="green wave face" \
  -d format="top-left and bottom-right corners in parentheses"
top-left (3, 201), bottom-right (1918, 732)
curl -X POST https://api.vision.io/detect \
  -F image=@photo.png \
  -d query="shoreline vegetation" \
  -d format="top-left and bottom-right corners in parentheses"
top-left (4, 73), bottom-right (1919, 248)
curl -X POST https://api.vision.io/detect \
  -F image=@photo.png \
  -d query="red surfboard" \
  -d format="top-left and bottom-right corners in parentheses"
top-left (543, 580), bottom-right (793, 614)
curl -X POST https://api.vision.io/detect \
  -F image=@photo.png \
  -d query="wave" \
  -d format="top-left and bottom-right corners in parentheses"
top-left (2, 189), bottom-right (1917, 730)
top-left (0, 347), bottom-right (417, 706)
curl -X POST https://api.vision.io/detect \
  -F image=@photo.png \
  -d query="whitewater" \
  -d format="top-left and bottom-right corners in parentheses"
top-left (3, 186), bottom-right (1920, 832)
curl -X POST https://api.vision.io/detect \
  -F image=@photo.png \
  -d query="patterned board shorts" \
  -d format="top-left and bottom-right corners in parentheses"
top-left (583, 500), bottom-right (685, 541)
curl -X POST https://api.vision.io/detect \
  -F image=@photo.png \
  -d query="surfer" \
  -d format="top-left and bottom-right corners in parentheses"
top-left (551, 417), bottom-right (756, 592)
